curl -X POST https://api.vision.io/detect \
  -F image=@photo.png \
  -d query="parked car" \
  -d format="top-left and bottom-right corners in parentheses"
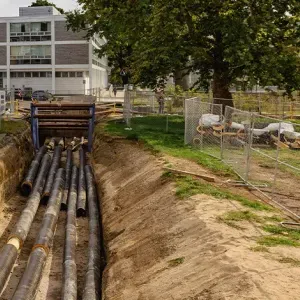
top-left (32, 90), bottom-right (53, 101)
top-left (14, 88), bottom-right (23, 100)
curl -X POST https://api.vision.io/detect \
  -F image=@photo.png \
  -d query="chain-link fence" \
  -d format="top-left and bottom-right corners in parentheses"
top-left (185, 98), bottom-right (222, 159)
top-left (185, 98), bottom-right (300, 218)
top-left (123, 90), bottom-right (186, 131)
top-left (203, 97), bottom-right (300, 119)
top-left (222, 107), bottom-right (252, 181)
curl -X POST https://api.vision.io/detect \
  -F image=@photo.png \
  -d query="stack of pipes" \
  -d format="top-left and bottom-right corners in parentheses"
top-left (0, 137), bottom-right (104, 299)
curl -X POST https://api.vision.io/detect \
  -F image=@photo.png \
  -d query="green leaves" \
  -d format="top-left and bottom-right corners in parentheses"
top-left (67, 0), bottom-right (300, 95)
top-left (30, 0), bottom-right (64, 14)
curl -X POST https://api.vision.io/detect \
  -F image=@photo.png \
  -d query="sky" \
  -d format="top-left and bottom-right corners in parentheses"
top-left (0, 0), bottom-right (79, 17)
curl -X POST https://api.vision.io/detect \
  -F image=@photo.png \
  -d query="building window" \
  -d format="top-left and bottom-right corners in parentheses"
top-left (10, 45), bottom-right (51, 65)
top-left (25, 72), bottom-right (31, 78)
top-left (10, 72), bottom-right (17, 78)
top-left (32, 72), bottom-right (39, 77)
top-left (55, 71), bottom-right (86, 78)
top-left (47, 72), bottom-right (52, 78)
top-left (40, 72), bottom-right (46, 78)
top-left (10, 22), bottom-right (51, 42)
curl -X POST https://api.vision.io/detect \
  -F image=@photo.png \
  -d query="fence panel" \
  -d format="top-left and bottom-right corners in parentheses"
top-left (222, 107), bottom-right (252, 181)
top-left (247, 115), bottom-right (282, 198)
top-left (276, 121), bottom-right (300, 215)
top-left (185, 98), bottom-right (223, 159)
top-left (123, 90), bottom-right (131, 127)
top-left (184, 98), bottom-right (202, 145)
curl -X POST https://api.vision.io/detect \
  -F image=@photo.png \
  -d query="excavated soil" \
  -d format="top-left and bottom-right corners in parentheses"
top-left (93, 137), bottom-right (300, 300)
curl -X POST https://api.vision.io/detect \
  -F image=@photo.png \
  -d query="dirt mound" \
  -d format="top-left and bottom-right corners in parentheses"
top-left (93, 138), bottom-right (300, 300)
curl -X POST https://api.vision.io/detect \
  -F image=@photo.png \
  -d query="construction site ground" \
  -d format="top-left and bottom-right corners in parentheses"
top-left (0, 117), bottom-right (299, 299)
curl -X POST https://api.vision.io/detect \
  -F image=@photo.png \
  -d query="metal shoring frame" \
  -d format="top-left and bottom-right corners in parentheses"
top-left (88, 104), bottom-right (95, 152)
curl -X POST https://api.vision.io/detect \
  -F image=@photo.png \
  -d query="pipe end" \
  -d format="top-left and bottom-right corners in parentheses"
top-left (76, 208), bottom-right (86, 218)
top-left (21, 181), bottom-right (32, 196)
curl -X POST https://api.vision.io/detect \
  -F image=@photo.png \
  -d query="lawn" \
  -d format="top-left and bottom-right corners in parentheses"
top-left (0, 119), bottom-right (28, 135)
top-left (103, 115), bottom-right (235, 177)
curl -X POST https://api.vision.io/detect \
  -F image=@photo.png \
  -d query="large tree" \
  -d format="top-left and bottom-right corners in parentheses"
top-left (30, 0), bottom-right (65, 14)
top-left (67, 0), bottom-right (300, 102)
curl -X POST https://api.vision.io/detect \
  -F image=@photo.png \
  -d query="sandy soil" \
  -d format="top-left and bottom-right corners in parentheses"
top-left (93, 137), bottom-right (300, 300)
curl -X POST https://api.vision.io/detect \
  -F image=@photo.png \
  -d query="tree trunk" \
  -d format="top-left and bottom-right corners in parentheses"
top-left (212, 31), bottom-right (234, 111)
top-left (212, 72), bottom-right (234, 107)
top-left (174, 70), bottom-right (189, 90)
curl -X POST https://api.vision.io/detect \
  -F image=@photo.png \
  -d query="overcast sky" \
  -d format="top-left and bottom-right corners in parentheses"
top-left (0, 0), bottom-right (79, 17)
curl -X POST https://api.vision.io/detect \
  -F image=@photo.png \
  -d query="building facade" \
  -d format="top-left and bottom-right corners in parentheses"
top-left (0, 6), bottom-right (109, 95)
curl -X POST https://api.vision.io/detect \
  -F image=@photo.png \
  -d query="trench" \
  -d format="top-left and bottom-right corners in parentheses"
top-left (2, 127), bottom-right (300, 300)
top-left (0, 135), bottom-right (103, 300)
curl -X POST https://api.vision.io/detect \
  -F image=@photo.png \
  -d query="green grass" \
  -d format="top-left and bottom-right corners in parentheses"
top-left (174, 175), bottom-right (271, 211)
top-left (257, 236), bottom-right (300, 247)
top-left (168, 257), bottom-right (185, 267)
top-left (217, 216), bottom-right (245, 230)
top-left (256, 224), bottom-right (300, 247)
top-left (278, 257), bottom-right (300, 266)
top-left (0, 120), bottom-right (27, 135)
top-left (220, 210), bottom-right (263, 223)
top-left (250, 245), bottom-right (270, 252)
top-left (218, 210), bottom-right (264, 230)
top-left (262, 225), bottom-right (300, 240)
top-left (103, 116), bottom-right (236, 177)
top-left (264, 215), bottom-right (283, 222)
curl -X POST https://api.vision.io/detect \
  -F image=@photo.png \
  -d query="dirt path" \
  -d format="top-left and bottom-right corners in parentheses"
top-left (93, 138), bottom-right (300, 300)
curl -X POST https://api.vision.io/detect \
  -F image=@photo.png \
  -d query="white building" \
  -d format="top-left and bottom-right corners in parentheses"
top-left (0, 6), bottom-right (109, 95)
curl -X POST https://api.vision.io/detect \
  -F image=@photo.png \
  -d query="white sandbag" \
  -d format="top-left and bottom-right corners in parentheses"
top-left (199, 114), bottom-right (220, 127)
top-left (282, 130), bottom-right (300, 139)
top-left (266, 122), bottom-right (294, 133)
top-left (230, 122), bottom-right (245, 130)
top-left (252, 128), bottom-right (269, 136)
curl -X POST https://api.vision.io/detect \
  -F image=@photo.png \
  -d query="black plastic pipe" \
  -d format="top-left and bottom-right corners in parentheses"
top-left (21, 146), bottom-right (47, 196)
top-left (61, 149), bottom-right (73, 210)
top-left (82, 165), bottom-right (102, 300)
top-left (12, 168), bottom-right (65, 300)
top-left (62, 166), bottom-right (78, 300)
top-left (0, 153), bottom-right (51, 296)
top-left (42, 145), bottom-right (63, 203)
top-left (77, 147), bottom-right (87, 217)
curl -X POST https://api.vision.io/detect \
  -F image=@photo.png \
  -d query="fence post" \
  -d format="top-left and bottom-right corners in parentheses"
top-left (272, 121), bottom-right (281, 198)
top-left (10, 88), bottom-right (15, 114)
top-left (244, 112), bottom-right (253, 182)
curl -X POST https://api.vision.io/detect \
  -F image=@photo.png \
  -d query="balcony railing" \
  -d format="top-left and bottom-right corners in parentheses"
top-left (10, 55), bottom-right (52, 65)
top-left (10, 32), bottom-right (51, 42)
top-left (10, 31), bottom-right (51, 36)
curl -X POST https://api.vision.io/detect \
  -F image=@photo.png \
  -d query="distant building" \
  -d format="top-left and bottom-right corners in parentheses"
top-left (0, 6), bottom-right (109, 95)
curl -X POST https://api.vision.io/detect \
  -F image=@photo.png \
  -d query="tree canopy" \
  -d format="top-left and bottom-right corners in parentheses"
top-left (30, 0), bottom-right (65, 14)
top-left (67, 0), bottom-right (300, 99)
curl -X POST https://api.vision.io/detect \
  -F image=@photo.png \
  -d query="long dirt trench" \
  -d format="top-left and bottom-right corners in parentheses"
top-left (0, 132), bottom-right (300, 299)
